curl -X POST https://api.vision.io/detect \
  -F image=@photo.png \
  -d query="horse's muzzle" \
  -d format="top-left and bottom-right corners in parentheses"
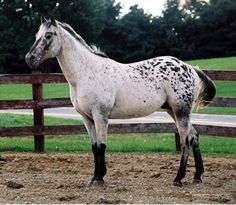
top-left (25, 53), bottom-right (40, 69)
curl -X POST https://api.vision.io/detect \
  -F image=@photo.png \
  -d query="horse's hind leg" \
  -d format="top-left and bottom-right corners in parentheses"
top-left (190, 127), bottom-right (204, 183)
top-left (171, 107), bottom-right (191, 187)
top-left (167, 106), bottom-right (204, 185)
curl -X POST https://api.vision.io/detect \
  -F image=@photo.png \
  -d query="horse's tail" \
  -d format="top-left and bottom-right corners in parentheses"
top-left (194, 67), bottom-right (216, 107)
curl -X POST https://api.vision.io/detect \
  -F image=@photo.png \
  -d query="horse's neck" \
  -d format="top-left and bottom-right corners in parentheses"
top-left (56, 29), bottom-right (97, 86)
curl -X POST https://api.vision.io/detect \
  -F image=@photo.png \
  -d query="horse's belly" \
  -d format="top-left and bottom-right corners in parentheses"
top-left (109, 108), bottom-right (157, 119)
top-left (109, 94), bottom-right (165, 119)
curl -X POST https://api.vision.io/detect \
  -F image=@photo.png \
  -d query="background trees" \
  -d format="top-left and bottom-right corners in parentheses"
top-left (0, 0), bottom-right (235, 73)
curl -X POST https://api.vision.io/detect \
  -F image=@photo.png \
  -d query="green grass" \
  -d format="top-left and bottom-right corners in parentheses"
top-left (193, 107), bottom-right (236, 115)
top-left (0, 113), bottom-right (82, 127)
top-left (214, 81), bottom-right (236, 97)
top-left (0, 134), bottom-right (235, 157)
top-left (0, 83), bottom-right (69, 100)
top-left (186, 56), bottom-right (236, 70)
top-left (44, 83), bottom-right (69, 99)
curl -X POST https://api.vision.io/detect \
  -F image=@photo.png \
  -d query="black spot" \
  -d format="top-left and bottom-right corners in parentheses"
top-left (150, 61), bottom-right (154, 65)
top-left (181, 65), bottom-right (188, 72)
top-left (171, 67), bottom-right (180, 72)
top-left (143, 65), bottom-right (149, 70)
top-left (166, 62), bottom-right (174, 67)
top-left (182, 72), bottom-right (188, 79)
top-left (153, 62), bottom-right (161, 67)
top-left (160, 66), bottom-right (167, 71)
top-left (171, 57), bottom-right (180, 63)
top-left (179, 76), bottom-right (186, 82)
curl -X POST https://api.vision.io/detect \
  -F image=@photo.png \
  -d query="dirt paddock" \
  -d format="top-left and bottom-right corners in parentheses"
top-left (0, 153), bottom-right (235, 204)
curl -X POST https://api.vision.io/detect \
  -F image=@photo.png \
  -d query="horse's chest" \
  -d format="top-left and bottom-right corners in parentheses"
top-left (69, 83), bottom-right (114, 116)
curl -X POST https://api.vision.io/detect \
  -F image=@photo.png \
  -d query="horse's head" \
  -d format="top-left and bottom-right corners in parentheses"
top-left (25, 17), bottom-right (62, 68)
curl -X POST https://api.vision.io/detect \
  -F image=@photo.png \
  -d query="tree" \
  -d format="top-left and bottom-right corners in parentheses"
top-left (151, 0), bottom-right (192, 59)
top-left (98, 0), bottom-right (122, 60)
top-left (0, 0), bottom-right (106, 73)
top-left (100, 4), bottom-right (154, 63)
top-left (1, 0), bottom-right (236, 73)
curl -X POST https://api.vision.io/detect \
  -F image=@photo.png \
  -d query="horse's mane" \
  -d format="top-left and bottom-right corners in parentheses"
top-left (57, 21), bottom-right (108, 58)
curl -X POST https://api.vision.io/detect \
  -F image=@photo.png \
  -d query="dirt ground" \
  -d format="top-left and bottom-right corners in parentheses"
top-left (0, 153), bottom-right (235, 204)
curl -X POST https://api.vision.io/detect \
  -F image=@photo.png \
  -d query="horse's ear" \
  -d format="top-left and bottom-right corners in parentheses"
top-left (41, 16), bottom-right (46, 24)
top-left (50, 17), bottom-right (57, 27)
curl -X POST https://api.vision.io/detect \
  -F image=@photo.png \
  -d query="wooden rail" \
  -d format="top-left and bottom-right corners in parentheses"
top-left (0, 70), bottom-right (236, 152)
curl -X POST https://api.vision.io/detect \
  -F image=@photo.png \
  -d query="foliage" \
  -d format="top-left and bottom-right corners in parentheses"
top-left (0, 0), bottom-right (106, 73)
top-left (0, 0), bottom-right (236, 73)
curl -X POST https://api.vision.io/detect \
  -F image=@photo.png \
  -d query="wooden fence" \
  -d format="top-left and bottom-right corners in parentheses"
top-left (0, 70), bottom-right (236, 152)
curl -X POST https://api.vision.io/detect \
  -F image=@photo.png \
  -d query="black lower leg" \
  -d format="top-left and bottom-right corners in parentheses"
top-left (192, 135), bottom-right (204, 181)
top-left (174, 146), bottom-right (188, 186)
top-left (91, 143), bottom-right (107, 182)
top-left (92, 144), bottom-right (99, 181)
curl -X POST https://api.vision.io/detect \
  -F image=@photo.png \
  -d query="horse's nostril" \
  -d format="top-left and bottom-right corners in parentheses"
top-left (30, 55), bottom-right (35, 61)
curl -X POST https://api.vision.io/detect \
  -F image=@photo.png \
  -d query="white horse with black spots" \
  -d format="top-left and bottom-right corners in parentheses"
top-left (26, 17), bottom-right (216, 187)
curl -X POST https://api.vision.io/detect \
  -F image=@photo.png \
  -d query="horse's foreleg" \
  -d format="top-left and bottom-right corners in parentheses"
top-left (173, 108), bottom-right (190, 187)
top-left (190, 129), bottom-right (204, 183)
top-left (91, 143), bottom-right (107, 185)
top-left (91, 112), bottom-right (108, 185)
top-left (81, 117), bottom-right (100, 185)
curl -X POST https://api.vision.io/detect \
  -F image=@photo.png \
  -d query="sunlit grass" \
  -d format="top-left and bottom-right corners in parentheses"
top-left (0, 134), bottom-right (235, 157)
top-left (186, 56), bottom-right (236, 70)
top-left (0, 113), bottom-right (82, 127)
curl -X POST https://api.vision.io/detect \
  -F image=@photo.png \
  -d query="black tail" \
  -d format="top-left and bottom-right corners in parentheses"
top-left (194, 67), bottom-right (216, 107)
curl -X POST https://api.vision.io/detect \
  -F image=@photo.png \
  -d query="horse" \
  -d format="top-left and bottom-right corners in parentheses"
top-left (25, 17), bottom-right (216, 187)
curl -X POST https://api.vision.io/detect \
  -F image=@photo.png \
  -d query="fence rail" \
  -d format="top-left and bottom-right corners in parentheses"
top-left (1, 124), bottom-right (236, 137)
top-left (0, 70), bottom-right (236, 152)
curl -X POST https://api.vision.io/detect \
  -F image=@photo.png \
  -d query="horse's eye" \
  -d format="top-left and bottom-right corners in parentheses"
top-left (45, 33), bottom-right (52, 40)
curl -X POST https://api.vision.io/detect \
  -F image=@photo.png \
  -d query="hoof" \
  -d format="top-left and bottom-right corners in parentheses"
top-left (173, 181), bottom-right (183, 187)
top-left (193, 178), bottom-right (202, 184)
top-left (93, 180), bottom-right (104, 186)
top-left (87, 180), bottom-right (104, 187)
top-left (86, 180), bottom-right (94, 187)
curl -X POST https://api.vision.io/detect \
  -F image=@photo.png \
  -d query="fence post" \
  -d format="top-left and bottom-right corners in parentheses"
top-left (32, 71), bottom-right (44, 152)
top-left (175, 133), bottom-right (181, 153)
